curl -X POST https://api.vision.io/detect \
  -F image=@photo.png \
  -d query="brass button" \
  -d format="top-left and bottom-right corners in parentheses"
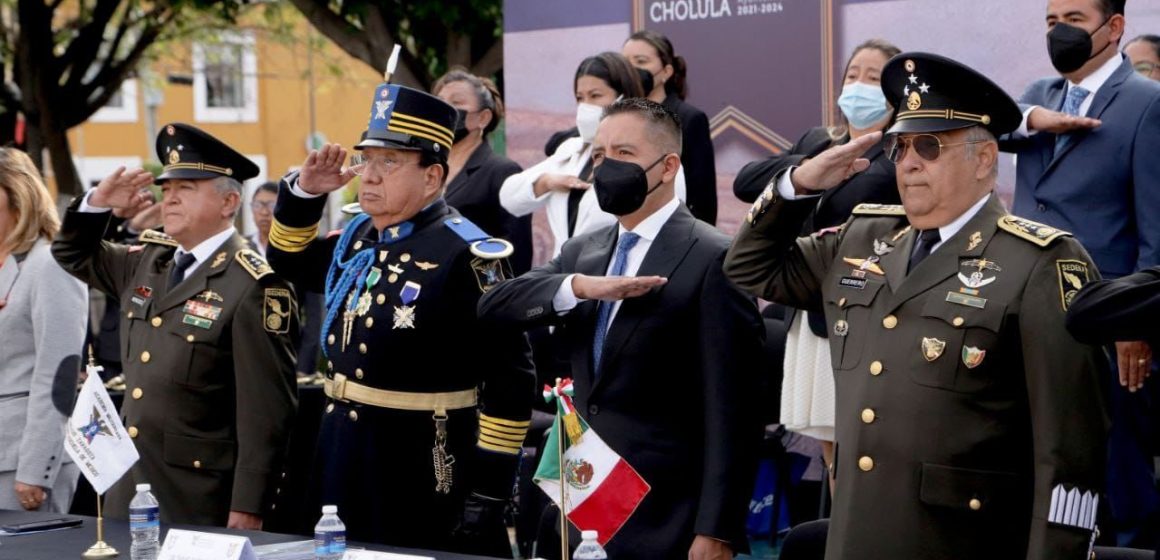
top-left (359, 343), bottom-right (367, 354)
top-left (131, 388), bottom-right (144, 400)
top-left (186, 334), bottom-right (195, 343)
top-left (326, 403), bottom-right (335, 413)
top-left (858, 456), bottom-right (874, 472)
top-left (353, 241), bottom-right (364, 250)
top-left (193, 460), bottom-right (202, 469)
top-left (128, 426), bottom-right (139, 438)
top-left (388, 273), bottom-right (399, 284)
top-left (140, 351), bottom-right (151, 363)
top-left (953, 317), bottom-right (965, 327)
top-left (151, 317), bottom-right (162, 327)
top-left (348, 410), bottom-right (359, 421)
top-left (276, 488), bottom-right (281, 495)
top-left (969, 498), bottom-right (982, 511)
top-left (376, 294), bottom-right (386, 305)
top-left (355, 368), bottom-right (364, 380)
top-left (838, 297), bottom-right (847, 307)
top-left (400, 253), bottom-right (411, 263)
top-left (127, 311), bottom-right (134, 319)
top-left (365, 317), bottom-right (374, 329)
top-left (327, 334), bottom-right (335, 345)
top-left (869, 361), bottom-right (883, 376)
top-left (882, 315), bottom-right (898, 329)
top-left (860, 408), bottom-right (876, 423)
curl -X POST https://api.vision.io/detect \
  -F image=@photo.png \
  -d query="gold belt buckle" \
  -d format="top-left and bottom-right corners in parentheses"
top-left (332, 373), bottom-right (348, 401)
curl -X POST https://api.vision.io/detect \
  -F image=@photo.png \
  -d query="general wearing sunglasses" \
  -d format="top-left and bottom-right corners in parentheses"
top-left (885, 133), bottom-right (989, 164)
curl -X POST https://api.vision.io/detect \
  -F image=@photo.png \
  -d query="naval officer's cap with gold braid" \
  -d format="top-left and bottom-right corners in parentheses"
top-left (154, 122), bottom-right (259, 185)
top-left (354, 82), bottom-right (459, 161)
top-left (882, 52), bottom-right (1022, 137)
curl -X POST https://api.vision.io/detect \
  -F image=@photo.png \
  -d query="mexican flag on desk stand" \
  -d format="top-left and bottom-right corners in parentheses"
top-left (64, 362), bottom-right (140, 494)
top-left (533, 379), bottom-right (650, 546)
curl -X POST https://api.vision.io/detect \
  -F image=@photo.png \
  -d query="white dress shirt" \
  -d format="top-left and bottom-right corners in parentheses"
top-left (552, 196), bottom-right (682, 328)
top-left (1014, 53), bottom-right (1123, 137)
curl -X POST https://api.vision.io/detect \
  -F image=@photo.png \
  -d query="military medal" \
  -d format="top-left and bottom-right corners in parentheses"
top-left (843, 256), bottom-right (885, 276)
top-left (962, 346), bottom-right (986, 369)
top-left (957, 259), bottom-right (1001, 294)
top-left (415, 261), bottom-right (439, 271)
top-left (873, 239), bottom-right (893, 256)
top-left (393, 281), bottom-right (421, 329)
top-left (833, 320), bottom-right (849, 337)
top-left (197, 290), bottom-right (224, 303)
top-left (183, 300), bottom-right (222, 321)
top-left (378, 250), bottom-right (389, 263)
top-left (922, 337), bottom-right (946, 362)
top-left (211, 252), bottom-right (228, 268)
top-left (967, 231), bottom-right (983, 251)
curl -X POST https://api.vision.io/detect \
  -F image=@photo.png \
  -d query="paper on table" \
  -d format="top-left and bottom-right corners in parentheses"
top-left (157, 529), bottom-right (257, 560)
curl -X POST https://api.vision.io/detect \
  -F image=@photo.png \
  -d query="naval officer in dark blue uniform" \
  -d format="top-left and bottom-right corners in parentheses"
top-left (266, 81), bottom-right (535, 557)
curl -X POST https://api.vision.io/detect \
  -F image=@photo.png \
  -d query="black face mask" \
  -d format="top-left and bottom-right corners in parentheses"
top-left (1047, 18), bottom-right (1112, 74)
top-left (454, 109), bottom-right (472, 143)
top-left (592, 155), bottom-right (667, 216)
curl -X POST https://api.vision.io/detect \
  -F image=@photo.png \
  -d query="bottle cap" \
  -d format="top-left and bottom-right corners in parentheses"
top-left (135, 483), bottom-right (151, 492)
top-left (581, 530), bottom-right (599, 540)
top-left (322, 505), bottom-right (338, 514)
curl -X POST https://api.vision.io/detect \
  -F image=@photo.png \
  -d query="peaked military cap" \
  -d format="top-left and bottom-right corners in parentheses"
top-left (155, 123), bottom-right (259, 184)
top-left (356, 83), bottom-right (458, 159)
top-left (882, 52), bottom-right (1022, 136)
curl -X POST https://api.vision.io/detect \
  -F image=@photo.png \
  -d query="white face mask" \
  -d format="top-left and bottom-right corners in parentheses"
top-left (575, 102), bottom-right (604, 142)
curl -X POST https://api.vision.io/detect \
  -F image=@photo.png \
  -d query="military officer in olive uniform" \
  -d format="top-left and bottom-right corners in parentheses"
top-left (724, 53), bottom-right (1109, 559)
top-left (52, 123), bottom-right (299, 528)
top-left (265, 82), bottom-right (534, 556)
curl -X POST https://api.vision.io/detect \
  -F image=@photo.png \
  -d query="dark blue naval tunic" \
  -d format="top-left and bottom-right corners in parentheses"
top-left (266, 177), bottom-right (535, 550)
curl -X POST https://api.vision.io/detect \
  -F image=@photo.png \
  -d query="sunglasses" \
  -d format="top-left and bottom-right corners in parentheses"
top-left (885, 133), bottom-right (989, 164)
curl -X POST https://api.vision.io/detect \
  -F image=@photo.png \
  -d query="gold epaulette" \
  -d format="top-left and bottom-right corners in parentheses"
top-left (852, 203), bottom-right (907, 216)
top-left (997, 215), bottom-right (1071, 247)
top-left (477, 414), bottom-right (531, 456)
top-left (235, 249), bottom-right (273, 280)
top-left (139, 229), bottom-right (178, 247)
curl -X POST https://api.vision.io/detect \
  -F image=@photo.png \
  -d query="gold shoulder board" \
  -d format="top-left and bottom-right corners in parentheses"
top-left (140, 229), bottom-right (178, 247)
top-left (996, 215), bottom-right (1071, 247)
top-left (851, 203), bottom-right (907, 216)
top-left (235, 249), bottom-right (273, 280)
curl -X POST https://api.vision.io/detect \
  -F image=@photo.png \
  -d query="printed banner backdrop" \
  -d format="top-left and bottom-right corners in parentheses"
top-left (504, 0), bottom-right (1160, 262)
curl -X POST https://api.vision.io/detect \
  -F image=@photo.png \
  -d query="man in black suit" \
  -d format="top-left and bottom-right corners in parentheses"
top-left (479, 98), bottom-right (763, 560)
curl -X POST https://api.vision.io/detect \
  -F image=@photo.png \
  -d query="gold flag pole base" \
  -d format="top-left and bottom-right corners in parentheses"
top-left (82, 493), bottom-right (118, 558)
top-left (81, 541), bottom-right (119, 559)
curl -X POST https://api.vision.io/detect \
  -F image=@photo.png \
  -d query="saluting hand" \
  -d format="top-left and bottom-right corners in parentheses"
top-left (572, 274), bottom-right (667, 301)
top-left (789, 131), bottom-right (881, 194)
top-left (1027, 107), bottom-right (1101, 135)
top-left (298, 143), bottom-right (357, 195)
top-left (89, 167), bottom-right (155, 210)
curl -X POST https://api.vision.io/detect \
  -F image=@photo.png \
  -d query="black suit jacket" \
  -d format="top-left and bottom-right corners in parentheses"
top-left (445, 142), bottom-right (533, 274)
top-left (664, 95), bottom-right (718, 225)
top-left (479, 205), bottom-right (763, 559)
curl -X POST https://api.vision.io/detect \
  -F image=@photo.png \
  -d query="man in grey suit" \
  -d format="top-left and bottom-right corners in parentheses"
top-left (1001, 0), bottom-right (1160, 544)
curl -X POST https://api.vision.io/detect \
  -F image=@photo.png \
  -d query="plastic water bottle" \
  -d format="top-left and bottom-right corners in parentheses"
top-left (572, 530), bottom-right (608, 559)
top-left (129, 483), bottom-right (160, 560)
top-left (313, 505), bottom-right (346, 560)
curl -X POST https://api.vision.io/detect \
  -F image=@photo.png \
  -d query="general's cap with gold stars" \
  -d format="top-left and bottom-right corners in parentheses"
top-left (155, 123), bottom-right (260, 185)
top-left (356, 83), bottom-right (458, 159)
top-left (882, 52), bottom-right (1022, 136)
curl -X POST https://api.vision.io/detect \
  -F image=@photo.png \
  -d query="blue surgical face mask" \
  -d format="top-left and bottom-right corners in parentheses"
top-left (838, 81), bottom-right (890, 130)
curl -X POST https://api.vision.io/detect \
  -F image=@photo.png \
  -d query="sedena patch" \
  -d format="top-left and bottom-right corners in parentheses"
top-left (264, 287), bottom-right (293, 334)
top-left (1056, 259), bottom-right (1090, 311)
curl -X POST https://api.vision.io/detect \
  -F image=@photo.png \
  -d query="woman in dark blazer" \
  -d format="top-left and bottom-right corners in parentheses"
top-left (731, 39), bottom-right (901, 488)
top-left (433, 70), bottom-right (533, 274)
top-left (623, 30), bottom-right (718, 225)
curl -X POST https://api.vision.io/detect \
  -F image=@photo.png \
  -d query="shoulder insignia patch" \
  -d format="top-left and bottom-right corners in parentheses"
top-left (263, 287), bottom-right (293, 333)
top-left (1056, 260), bottom-right (1091, 311)
top-left (235, 249), bottom-right (273, 280)
top-left (997, 215), bottom-right (1071, 247)
top-left (471, 257), bottom-right (511, 294)
top-left (852, 203), bottom-right (907, 216)
top-left (140, 229), bottom-right (178, 247)
top-left (444, 216), bottom-right (514, 259)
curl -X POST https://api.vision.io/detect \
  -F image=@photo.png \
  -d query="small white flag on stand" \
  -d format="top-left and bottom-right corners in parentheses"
top-left (64, 364), bottom-right (139, 495)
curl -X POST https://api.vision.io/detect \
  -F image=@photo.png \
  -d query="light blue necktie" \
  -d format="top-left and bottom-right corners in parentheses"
top-left (1056, 85), bottom-right (1090, 154)
top-left (591, 232), bottom-right (641, 377)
